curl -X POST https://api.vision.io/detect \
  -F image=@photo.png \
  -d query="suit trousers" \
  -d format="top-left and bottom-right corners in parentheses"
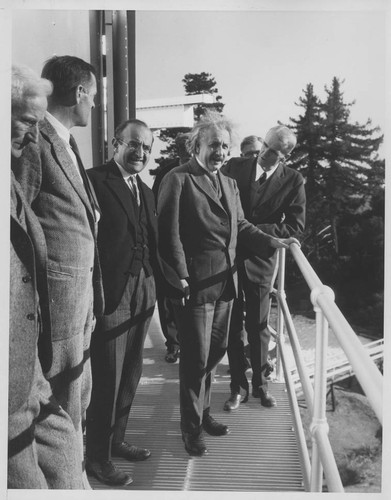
top-left (44, 264), bottom-right (95, 480)
top-left (8, 354), bottom-right (84, 489)
top-left (228, 272), bottom-right (272, 392)
top-left (86, 268), bottom-right (156, 461)
top-left (173, 297), bottom-right (233, 435)
top-left (156, 289), bottom-right (179, 349)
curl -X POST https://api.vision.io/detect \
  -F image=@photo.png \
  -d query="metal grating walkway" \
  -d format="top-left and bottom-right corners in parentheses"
top-left (87, 312), bottom-right (305, 492)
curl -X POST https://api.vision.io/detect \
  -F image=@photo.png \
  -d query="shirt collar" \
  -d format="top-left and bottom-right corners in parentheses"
top-left (115, 160), bottom-right (137, 181)
top-left (45, 111), bottom-right (71, 145)
top-left (196, 156), bottom-right (218, 175)
top-left (256, 160), bottom-right (280, 181)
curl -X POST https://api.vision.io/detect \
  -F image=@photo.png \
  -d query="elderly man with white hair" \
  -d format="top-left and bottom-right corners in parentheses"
top-left (221, 125), bottom-right (306, 411)
top-left (158, 112), bottom-right (299, 457)
top-left (9, 64), bottom-right (83, 489)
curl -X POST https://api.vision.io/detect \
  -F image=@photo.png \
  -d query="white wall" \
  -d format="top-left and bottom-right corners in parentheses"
top-left (11, 10), bottom-right (94, 168)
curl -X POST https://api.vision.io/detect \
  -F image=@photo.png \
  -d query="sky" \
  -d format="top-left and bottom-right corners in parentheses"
top-left (135, 8), bottom-right (386, 165)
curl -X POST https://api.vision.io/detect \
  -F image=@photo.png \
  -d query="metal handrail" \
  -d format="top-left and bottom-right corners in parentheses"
top-left (289, 243), bottom-right (383, 423)
top-left (274, 243), bottom-right (383, 492)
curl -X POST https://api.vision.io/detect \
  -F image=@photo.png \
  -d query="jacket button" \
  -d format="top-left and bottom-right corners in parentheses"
top-left (22, 275), bottom-right (32, 283)
top-left (27, 313), bottom-right (35, 321)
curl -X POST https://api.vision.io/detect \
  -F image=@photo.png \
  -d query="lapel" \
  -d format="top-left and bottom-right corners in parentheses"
top-left (104, 160), bottom-right (138, 231)
top-left (139, 180), bottom-right (156, 226)
top-left (11, 176), bottom-right (47, 273)
top-left (252, 162), bottom-right (285, 208)
top-left (40, 119), bottom-right (94, 218)
top-left (188, 159), bottom-right (227, 215)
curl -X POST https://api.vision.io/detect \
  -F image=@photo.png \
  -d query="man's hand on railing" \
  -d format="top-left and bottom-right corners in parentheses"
top-left (270, 236), bottom-right (301, 249)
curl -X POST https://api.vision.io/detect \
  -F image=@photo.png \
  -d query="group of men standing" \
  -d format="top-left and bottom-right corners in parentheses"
top-left (9, 53), bottom-right (305, 489)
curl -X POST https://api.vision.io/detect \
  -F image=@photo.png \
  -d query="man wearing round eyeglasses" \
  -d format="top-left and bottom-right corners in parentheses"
top-left (240, 135), bottom-right (263, 158)
top-left (221, 125), bottom-right (306, 411)
top-left (85, 119), bottom-right (158, 486)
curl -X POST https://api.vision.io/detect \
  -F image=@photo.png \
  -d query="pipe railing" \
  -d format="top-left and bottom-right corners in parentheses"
top-left (273, 243), bottom-right (383, 492)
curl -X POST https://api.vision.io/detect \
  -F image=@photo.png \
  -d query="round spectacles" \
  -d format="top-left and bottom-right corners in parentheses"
top-left (116, 138), bottom-right (152, 154)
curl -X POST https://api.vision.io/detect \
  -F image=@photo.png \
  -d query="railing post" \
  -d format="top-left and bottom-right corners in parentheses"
top-left (276, 248), bottom-right (285, 382)
top-left (309, 285), bottom-right (344, 492)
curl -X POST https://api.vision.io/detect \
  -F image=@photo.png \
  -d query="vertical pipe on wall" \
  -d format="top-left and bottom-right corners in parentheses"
top-left (89, 10), bottom-right (105, 166)
top-left (112, 10), bottom-right (129, 128)
top-left (127, 11), bottom-right (136, 119)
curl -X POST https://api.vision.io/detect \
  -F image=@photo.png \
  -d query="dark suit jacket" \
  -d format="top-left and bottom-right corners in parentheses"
top-left (157, 158), bottom-right (276, 304)
top-left (10, 174), bottom-right (51, 413)
top-left (12, 118), bottom-right (104, 318)
top-left (88, 159), bottom-right (160, 315)
top-left (222, 157), bottom-right (306, 283)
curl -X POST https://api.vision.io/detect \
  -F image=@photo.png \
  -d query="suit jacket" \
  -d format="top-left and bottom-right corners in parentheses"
top-left (222, 157), bottom-right (306, 283)
top-left (88, 159), bottom-right (160, 315)
top-left (157, 158), bottom-right (276, 304)
top-left (12, 118), bottom-right (104, 317)
top-left (9, 173), bottom-right (52, 413)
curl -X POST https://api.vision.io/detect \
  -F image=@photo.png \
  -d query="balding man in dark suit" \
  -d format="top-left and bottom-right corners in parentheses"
top-left (221, 125), bottom-right (306, 411)
top-left (85, 119), bottom-right (158, 487)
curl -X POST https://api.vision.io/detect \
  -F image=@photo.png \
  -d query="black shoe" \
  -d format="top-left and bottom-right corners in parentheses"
top-left (165, 345), bottom-right (180, 363)
top-left (259, 387), bottom-right (277, 407)
top-left (182, 431), bottom-right (208, 456)
top-left (223, 393), bottom-right (241, 411)
top-left (85, 458), bottom-right (133, 486)
top-left (223, 391), bottom-right (248, 411)
top-left (202, 414), bottom-right (230, 436)
top-left (112, 441), bottom-right (151, 461)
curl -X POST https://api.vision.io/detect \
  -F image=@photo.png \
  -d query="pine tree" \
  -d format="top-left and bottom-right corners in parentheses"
top-left (182, 72), bottom-right (224, 120)
top-left (321, 77), bottom-right (383, 253)
top-left (156, 72), bottom-right (225, 166)
top-left (289, 84), bottom-right (330, 261)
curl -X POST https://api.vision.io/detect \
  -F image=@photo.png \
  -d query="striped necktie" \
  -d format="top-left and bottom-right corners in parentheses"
top-left (258, 172), bottom-right (267, 185)
top-left (128, 175), bottom-right (140, 206)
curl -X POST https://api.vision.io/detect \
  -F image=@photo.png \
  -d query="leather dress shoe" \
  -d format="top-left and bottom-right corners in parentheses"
top-left (224, 393), bottom-right (241, 411)
top-left (182, 432), bottom-right (208, 456)
top-left (257, 387), bottom-right (277, 407)
top-left (165, 345), bottom-right (180, 363)
top-left (223, 391), bottom-right (248, 411)
top-left (202, 414), bottom-right (230, 436)
top-left (85, 458), bottom-right (133, 486)
top-left (112, 441), bottom-right (151, 461)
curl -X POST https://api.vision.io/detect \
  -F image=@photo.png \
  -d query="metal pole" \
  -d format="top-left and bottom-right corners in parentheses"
top-left (127, 11), bottom-right (136, 119)
top-left (310, 306), bottom-right (329, 491)
top-left (112, 10), bottom-right (129, 128)
top-left (276, 249), bottom-right (285, 382)
top-left (89, 10), bottom-right (105, 166)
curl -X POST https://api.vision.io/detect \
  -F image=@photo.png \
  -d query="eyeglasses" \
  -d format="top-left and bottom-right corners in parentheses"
top-left (116, 138), bottom-right (152, 154)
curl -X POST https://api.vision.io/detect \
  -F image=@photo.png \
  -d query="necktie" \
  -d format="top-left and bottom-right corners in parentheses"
top-left (258, 172), bottom-right (267, 185)
top-left (69, 134), bottom-right (98, 220)
top-left (128, 175), bottom-right (140, 206)
top-left (210, 173), bottom-right (221, 199)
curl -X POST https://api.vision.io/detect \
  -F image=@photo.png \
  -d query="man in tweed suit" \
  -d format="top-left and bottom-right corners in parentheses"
top-left (9, 64), bottom-right (83, 488)
top-left (158, 112), bottom-right (299, 457)
top-left (12, 55), bottom-right (104, 488)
